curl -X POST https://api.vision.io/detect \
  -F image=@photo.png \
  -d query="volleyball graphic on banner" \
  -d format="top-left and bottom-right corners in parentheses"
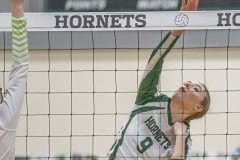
top-left (175, 13), bottom-right (189, 27)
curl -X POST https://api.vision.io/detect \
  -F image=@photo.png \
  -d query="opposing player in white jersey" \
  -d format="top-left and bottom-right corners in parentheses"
top-left (0, 0), bottom-right (29, 159)
top-left (108, 0), bottom-right (210, 159)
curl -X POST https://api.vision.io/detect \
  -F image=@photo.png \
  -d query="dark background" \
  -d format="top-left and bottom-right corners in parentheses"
top-left (48, 0), bottom-right (240, 12)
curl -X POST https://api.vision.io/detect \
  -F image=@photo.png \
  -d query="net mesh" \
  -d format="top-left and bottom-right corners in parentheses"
top-left (1, 28), bottom-right (240, 159)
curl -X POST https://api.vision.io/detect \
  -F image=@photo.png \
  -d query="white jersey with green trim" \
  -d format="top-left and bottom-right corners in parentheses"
top-left (0, 17), bottom-right (29, 160)
top-left (108, 32), bottom-right (192, 160)
top-left (108, 96), bottom-right (192, 160)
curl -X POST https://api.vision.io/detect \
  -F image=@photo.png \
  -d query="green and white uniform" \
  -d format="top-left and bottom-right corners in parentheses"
top-left (0, 17), bottom-right (29, 160)
top-left (108, 32), bottom-right (192, 160)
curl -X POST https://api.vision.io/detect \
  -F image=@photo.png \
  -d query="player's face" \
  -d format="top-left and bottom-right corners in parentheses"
top-left (172, 81), bottom-right (205, 114)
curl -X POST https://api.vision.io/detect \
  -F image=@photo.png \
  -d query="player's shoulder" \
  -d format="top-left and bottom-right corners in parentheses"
top-left (140, 92), bottom-right (170, 103)
top-left (133, 94), bottom-right (170, 111)
top-left (154, 92), bottom-right (171, 102)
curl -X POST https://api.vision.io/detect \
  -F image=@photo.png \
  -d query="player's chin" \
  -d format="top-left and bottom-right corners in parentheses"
top-left (172, 90), bottom-right (184, 99)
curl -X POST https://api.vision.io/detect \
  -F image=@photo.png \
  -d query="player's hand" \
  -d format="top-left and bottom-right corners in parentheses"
top-left (181, 0), bottom-right (199, 11)
top-left (171, 0), bottom-right (199, 37)
top-left (173, 122), bottom-right (187, 137)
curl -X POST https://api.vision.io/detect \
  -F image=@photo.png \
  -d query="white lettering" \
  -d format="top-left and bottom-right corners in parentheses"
top-left (137, 0), bottom-right (178, 10)
top-left (65, 0), bottom-right (107, 11)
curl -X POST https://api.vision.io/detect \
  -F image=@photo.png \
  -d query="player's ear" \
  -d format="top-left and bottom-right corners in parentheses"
top-left (194, 104), bottom-right (204, 113)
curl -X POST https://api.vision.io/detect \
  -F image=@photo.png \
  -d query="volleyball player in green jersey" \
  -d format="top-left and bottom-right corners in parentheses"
top-left (108, 0), bottom-right (210, 159)
top-left (0, 0), bottom-right (29, 159)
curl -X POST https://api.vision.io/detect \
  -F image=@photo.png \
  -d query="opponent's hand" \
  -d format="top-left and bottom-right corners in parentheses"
top-left (10, 0), bottom-right (24, 17)
top-left (173, 122), bottom-right (187, 137)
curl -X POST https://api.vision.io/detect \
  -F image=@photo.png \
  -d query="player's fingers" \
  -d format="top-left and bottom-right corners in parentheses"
top-left (181, 0), bottom-right (187, 10)
top-left (182, 0), bottom-right (192, 11)
top-left (194, 0), bottom-right (199, 10)
top-left (187, 0), bottom-right (194, 10)
top-left (187, 0), bottom-right (198, 11)
top-left (189, 0), bottom-right (198, 11)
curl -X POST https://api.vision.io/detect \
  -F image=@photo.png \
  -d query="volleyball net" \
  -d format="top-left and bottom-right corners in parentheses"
top-left (0, 11), bottom-right (240, 159)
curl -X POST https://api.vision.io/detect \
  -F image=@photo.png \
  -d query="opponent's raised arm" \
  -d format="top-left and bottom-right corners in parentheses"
top-left (0, 0), bottom-right (29, 129)
top-left (11, 0), bottom-right (28, 66)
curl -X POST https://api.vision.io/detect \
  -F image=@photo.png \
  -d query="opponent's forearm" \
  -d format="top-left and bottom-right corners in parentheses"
top-left (12, 16), bottom-right (29, 65)
top-left (10, 0), bottom-right (28, 65)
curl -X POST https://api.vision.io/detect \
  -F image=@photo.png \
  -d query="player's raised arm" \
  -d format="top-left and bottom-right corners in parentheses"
top-left (135, 0), bottom-right (199, 107)
top-left (135, 32), bottom-right (179, 105)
